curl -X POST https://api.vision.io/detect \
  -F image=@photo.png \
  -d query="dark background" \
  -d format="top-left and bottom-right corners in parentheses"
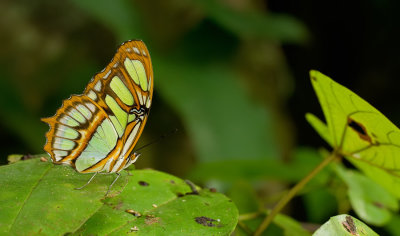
top-left (1, 0), bottom-right (399, 233)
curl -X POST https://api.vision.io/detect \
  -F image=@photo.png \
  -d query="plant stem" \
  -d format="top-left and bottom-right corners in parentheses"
top-left (253, 151), bottom-right (339, 236)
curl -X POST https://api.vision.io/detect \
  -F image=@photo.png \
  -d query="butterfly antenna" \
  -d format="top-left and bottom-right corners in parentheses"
top-left (134, 128), bottom-right (178, 152)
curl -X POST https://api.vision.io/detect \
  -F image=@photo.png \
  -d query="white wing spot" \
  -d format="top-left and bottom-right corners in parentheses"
top-left (133, 47), bottom-right (140, 54)
top-left (121, 121), bottom-right (141, 157)
top-left (103, 70), bottom-right (111, 79)
top-left (113, 62), bottom-right (119, 68)
top-left (53, 137), bottom-right (75, 150)
top-left (142, 50), bottom-right (147, 56)
top-left (126, 48), bottom-right (132, 52)
top-left (86, 102), bottom-right (96, 113)
top-left (94, 81), bottom-right (102, 92)
top-left (54, 150), bottom-right (68, 157)
top-left (87, 90), bottom-right (97, 101)
top-left (77, 104), bottom-right (92, 120)
top-left (59, 115), bottom-right (79, 127)
top-left (146, 97), bottom-right (151, 108)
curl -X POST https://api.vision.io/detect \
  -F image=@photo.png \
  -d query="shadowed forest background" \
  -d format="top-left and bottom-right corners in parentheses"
top-left (1, 0), bottom-right (400, 234)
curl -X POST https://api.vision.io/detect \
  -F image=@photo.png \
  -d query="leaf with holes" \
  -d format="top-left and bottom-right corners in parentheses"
top-left (306, 70), bottom-right (400, 198)
top-left (0, 157), bottom-right (238, 235)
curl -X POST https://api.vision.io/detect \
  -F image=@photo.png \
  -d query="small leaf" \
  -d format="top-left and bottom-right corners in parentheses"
top-left (313, 214), bottom-right (378, 236)
top-left (7, 154), bottom-right (23, 164)
top-left (335, 164), bottom-right (398, 226)
top-left (305, 113), bottom-right (333, 146)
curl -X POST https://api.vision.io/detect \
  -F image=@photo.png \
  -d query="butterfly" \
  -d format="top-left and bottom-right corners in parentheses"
top-left (42, 40), bottom-right (153, 192)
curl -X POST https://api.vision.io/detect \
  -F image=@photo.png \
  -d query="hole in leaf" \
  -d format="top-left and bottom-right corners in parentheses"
top-left (347, 118), bottom-right (372, 143)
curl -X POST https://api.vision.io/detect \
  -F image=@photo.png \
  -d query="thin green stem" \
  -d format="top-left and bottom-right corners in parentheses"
top-left (253, 151), bottom-right (339, 236)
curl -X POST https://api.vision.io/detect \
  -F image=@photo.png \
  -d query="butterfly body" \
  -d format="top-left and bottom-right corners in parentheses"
top-left (42, 40), bottom-right (153, 174)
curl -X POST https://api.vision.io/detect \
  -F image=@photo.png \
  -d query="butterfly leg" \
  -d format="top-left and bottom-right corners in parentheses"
top-left (75, 172), bottom-right (99, 190)
top-left (105, 172), bottom-right (121, 196)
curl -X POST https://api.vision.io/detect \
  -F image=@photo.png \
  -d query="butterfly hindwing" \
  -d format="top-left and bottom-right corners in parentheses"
top-left (42, 40), bottom-right (153, 173)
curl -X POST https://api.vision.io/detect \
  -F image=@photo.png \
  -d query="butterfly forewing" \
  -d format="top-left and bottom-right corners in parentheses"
top-left (42, 40), bottom-right (153, 173)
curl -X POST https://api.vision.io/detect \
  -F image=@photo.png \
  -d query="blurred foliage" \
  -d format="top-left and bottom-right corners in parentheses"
top-left (2, 0), bottom-right (400, 235)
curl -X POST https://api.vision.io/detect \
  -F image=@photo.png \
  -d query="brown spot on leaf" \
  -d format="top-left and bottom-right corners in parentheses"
top-left (145, 215), bottom-right (160, 225)
top-left (170, 180), bottom-right (175, 184)
top-left (177, 193), bottom-right (185, 197)
top-left (40, 157), bottom-right (48, 162)
top-left (195, 216), bottom-right (218, 227)
top-left (112, 201), bottom-right (123, 210)
top-left (373, 202), bottom-right (384, 208)
top-left (138, 181), bottom-right (149, 186)
top-left (348, 118), bottom-right (372, 143)
top-left (342, 216), bottom-right (358, 235)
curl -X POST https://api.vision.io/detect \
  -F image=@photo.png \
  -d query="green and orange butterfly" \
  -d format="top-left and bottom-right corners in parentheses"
top-left (42, 40), bottom-right (153, 191)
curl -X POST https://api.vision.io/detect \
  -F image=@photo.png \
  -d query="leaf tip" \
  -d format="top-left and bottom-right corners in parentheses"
top-left (309, 70), bottom-right (321, 81)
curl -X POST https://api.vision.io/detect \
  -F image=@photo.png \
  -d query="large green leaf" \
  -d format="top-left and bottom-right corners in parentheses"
top-left (0, 157), bottom-right (238, 235)
top-left (307, 70), bottom-right (400, 198)
top-left (313, 214), bottom-right (378, 236)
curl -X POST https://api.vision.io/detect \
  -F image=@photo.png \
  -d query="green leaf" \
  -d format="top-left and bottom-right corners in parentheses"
top-left (0, 157), bottom-right (238, 235)
top-left (307, 70), bottom-right (400, 198)
top-left (74, 171), bottom-right (238, 235)
top-left (313, 214), bottom-right (378, 236)
top-left (0, 157), bottom-right (117, 235)
top-left (305, 113), bottom-right (333, 146)
top-left (335, 164), bottom-right (398, 226)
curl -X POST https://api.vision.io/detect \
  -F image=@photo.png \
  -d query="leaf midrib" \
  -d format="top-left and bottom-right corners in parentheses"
top-left (8, 164), bottom-right (52, 233)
